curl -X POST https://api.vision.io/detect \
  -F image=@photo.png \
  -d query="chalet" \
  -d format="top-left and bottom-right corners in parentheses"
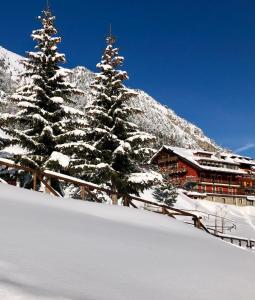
top-left (151, 146), bottom-right (255, 206)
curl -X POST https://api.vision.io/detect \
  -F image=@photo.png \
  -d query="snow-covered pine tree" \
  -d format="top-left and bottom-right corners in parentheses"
top-left (0, 8), bottom-right (85, 173)
top-left (71, 34), bottom-right (160, 202)
top-left (0, 105), bottom-right (5, 150)
top-left (152, 175), bottom-right (177, 207)
top-left (0, 91), bottom-right (8, 150)
top-left (0, 57), bottom-right (12, 96)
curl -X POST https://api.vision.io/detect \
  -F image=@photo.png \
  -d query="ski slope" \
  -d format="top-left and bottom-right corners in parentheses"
top-left (0, 183), bottom-right (255, 299)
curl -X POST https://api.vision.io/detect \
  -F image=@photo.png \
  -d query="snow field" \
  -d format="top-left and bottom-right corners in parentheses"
top-left (0, 183), bottom-right (255, 299)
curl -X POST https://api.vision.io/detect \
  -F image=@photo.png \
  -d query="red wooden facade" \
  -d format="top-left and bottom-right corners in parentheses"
top-left (151, 146), bottom-right (255, 198)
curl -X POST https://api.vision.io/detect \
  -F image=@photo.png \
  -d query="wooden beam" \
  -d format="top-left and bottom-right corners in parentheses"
top-left (128, 200), bottom-right (138, 208)
top-left (83, 187), bottom-right (100, 202)
top-left (37, 175), bottom-right (60, 197)
top-left (80, 186), bottom-right (86, 200)
top-left (0, 157), bottom-right (211, 234)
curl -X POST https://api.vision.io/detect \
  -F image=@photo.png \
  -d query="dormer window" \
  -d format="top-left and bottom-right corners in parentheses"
top-left (194, 152), bottom-right (212, 158)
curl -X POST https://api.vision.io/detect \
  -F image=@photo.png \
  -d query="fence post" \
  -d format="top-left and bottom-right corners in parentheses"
top-left (193, 216), bottom-right (202, 229)
top-left (45, 177), bottom-right (51, 194)
top-left (123, 196), bottom-right (129, 207)
top-left (111, 187), bottom-right (118, 205)
top-left (80, 186), bottom-right (86, 200)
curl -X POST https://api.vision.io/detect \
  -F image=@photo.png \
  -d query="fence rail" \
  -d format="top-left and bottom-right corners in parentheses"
top-left (214, 234), bottom-right (255, 249)
top-left (1, 157), bottom-right (254, 249)
top-left (0, 158), bottom-right (211, 233)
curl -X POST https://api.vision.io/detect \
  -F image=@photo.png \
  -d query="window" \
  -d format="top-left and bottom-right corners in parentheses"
top-left (200, 173), bottom-right (205, 181)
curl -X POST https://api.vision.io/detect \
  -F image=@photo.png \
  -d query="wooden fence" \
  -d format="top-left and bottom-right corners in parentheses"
top-left (1, 157), bottom-right (254, 250)
top-left (0, 157), bottom-right (211, 233)
top-left (214, 234), bottom-right (255, 249)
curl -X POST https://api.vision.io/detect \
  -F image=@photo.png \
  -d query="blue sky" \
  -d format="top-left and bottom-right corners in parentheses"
top-left (1, 0), bottom-right (254, 156)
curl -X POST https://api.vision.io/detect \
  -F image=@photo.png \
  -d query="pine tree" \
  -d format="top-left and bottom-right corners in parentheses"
top-left (70, 34), bottom-right (160, 201)
top-left (152, 175), bottom-right (177, 207)
top-left (0, 94), bottom-right (8, 150)
top-left (0, 8), bottom-right (84, 172)
top-left (0, 57), bottom-right (12, 96)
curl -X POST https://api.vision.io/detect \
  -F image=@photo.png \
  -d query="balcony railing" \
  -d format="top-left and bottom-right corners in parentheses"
top-left (189, 188), bottom-right (254, 196)
top-left (200, 178), bottom-right (240, 185)
top-left (161, 167), bottom-right (187, 174)
top-left (181, 176), bottom-right (240, 186)
top-left (158, 157), bottom-right (178, 163)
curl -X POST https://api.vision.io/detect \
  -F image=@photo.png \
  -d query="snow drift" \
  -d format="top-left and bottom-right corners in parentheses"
top-left (176, 190), bottom-right (255, 238)
top-left (0, 183), bottom-right (254, 299)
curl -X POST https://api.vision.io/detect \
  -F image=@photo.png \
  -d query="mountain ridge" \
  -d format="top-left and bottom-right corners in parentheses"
top-left (0, 46), bottom-right (219, 151)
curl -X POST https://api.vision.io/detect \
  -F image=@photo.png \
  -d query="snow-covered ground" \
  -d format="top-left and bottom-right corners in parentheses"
top-left (142, 189), bottom-right (255, 239)
top-left (176, 191), bottom-right (255, 238)
top-left (0, 183), bottom-right (255, 299)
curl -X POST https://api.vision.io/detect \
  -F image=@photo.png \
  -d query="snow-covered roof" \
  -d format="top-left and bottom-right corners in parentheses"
top-left (152, 146), bottom-right (255, 175)
top-left (185, 191), bottom-right (207, 197)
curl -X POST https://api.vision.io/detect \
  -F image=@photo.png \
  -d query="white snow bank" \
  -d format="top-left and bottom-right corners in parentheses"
top-left (176, 190), bottom-right (255, 238)
top-left (0, 184), bottom-right (254, 299)
top-left (140, 189), bottom-right (255, 239)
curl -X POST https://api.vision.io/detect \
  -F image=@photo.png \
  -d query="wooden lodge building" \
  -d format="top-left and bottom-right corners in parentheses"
top-left (151, 146), bottom-right (255, 206)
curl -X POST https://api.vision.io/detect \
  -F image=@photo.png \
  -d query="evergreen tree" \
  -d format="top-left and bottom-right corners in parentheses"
top-left (0, 57), bottom-right (12, 96)
top-left (70, 34), bottom-right (160, 201)
top-left (0, 94), bottom-right (7, 150)
top-left (0, 8), bottom-right (84, 172)
top-left (152, 175), bottom-right (177, 207)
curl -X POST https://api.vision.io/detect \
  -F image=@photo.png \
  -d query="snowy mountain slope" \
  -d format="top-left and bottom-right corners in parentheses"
top-left (0, 183), bottom-right (255, 300)
top-left (0, 46), bottom-right (219, 151)
top-left (69, 66), bottom-right (219, 150)
top-left (0, 46), bottom-right (23, 81)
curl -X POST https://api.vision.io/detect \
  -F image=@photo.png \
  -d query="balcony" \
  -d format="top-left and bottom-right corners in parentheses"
top-left (161, 167), bottom-right (187, 175)
top-left (182, 177), bottom-right (239, 186)
top-left (190, 188), bottom-right (253, 196)
top-left (198, 178), bottom-right (240, 186)
top-left (158, 157), bottom-right (178, 163)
